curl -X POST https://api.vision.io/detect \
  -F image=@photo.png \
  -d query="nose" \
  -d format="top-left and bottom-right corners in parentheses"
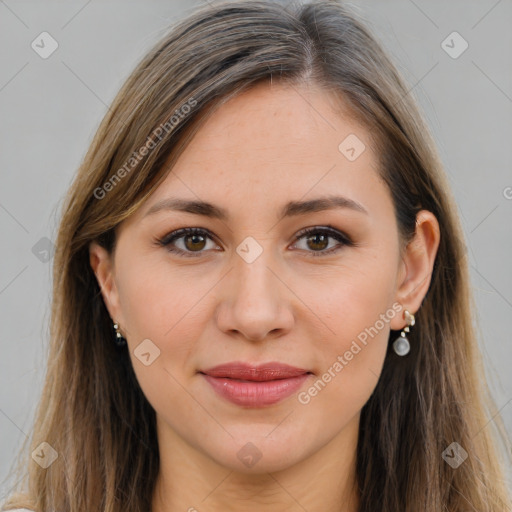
top-left (214, 248), bottom-right (295, 342)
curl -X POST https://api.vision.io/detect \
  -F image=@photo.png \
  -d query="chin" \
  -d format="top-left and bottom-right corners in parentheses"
top-left (202, 430), bottom-right (309, 474)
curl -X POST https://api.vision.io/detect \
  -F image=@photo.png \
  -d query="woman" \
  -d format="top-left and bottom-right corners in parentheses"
top-left (3, 1), bottom-right (511, 511)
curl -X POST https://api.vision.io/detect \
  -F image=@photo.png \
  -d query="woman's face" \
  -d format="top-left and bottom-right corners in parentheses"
top-left (90, 81), bottom-right (436, 474)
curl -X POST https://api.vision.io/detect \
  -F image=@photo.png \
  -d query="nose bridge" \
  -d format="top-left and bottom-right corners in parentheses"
top-left (215, 238), bottom-right (294, 340)
top-left (233, 239), bottom-right (281, 308)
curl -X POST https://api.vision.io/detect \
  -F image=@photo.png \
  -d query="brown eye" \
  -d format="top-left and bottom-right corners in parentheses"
top-left (184, 233), bottom-right (207, 252)
top-left (305, 232), bottom-right (329, 251)
top-left (158, 228), bottom-right (219, 257)
top-left (292, 226), bottom-right (353, 257)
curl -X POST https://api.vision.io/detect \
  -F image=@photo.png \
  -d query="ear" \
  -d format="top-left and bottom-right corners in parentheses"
top-left (390, 210), bottom-right (440, 330)
top-left (89, 241), bottom-right (123, 324)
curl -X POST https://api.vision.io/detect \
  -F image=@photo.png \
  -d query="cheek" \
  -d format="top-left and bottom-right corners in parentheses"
top-left (117, 264), bottom-right (211, 417)
top-left (312, 245), bottom-right (398, 338)
top-left (300, 252), bottom-right (398, 406)
top-left (116, 253), bottom-right (210, 339)
top-left (114, 257), bottom-right (214, 395)
top-left (295, 307), bottom-right (391, 437)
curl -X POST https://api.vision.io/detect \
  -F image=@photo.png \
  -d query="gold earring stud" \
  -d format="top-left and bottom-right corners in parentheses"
top-left (113, 320), bottom-right (127, 347)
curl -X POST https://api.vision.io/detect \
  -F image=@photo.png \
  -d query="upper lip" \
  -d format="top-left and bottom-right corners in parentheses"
top-left (200, 362), bottom-right (311, 381)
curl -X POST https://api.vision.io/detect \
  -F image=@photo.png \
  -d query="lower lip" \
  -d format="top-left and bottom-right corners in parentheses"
top-left (201, 373), bottom-right (311, 407)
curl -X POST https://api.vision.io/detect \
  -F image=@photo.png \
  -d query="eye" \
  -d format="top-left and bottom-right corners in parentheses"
top-left (156, 225), bottom-right (353, 258)
top-left (291, 226), bottom-right (353, 256)
top-left (157, 227), bottom-right (220, 257)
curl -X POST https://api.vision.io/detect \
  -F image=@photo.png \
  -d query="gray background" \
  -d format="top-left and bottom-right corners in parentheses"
top-left (1, 0), bottom-right (511, 499)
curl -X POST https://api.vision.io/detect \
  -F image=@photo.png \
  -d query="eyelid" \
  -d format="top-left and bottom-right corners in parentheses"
top-left (293, 225), bottom-right (352, 245)
top-left (156, 227), bottom-right (221, 258)
top-left (290, 225), bottom-right (353, 256)
top-left (157, 227), bottom-right (219, 247)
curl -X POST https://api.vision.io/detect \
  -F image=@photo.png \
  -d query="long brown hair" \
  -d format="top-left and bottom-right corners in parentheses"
top-left (3, 1), bottom-right (510, 510)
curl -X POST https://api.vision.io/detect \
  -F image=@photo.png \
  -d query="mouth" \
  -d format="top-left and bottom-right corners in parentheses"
top-left (199, 362), bottom-right (313, 407)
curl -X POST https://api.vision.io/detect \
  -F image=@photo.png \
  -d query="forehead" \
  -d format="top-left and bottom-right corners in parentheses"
top-left (178, 81), bottom-right (368, 166)
top-left (135, 81), bottom-right (387, 223)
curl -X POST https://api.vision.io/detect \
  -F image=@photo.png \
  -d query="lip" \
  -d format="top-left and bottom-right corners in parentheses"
top-left (200, 362), bottom-right (312, 407)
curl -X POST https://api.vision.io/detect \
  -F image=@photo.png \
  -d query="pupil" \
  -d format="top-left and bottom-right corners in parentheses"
top-left (309, 234), bottom-right (328, 251)
top-left (186, 234), bottom-right (205, 251)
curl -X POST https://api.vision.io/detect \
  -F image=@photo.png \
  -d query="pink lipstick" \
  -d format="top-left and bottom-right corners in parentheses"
top-left (200, 362), bottom-right (312, 407)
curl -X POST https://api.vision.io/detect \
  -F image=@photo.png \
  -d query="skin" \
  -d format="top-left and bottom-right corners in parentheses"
top-left (90, 80), bottom-right (440, 512)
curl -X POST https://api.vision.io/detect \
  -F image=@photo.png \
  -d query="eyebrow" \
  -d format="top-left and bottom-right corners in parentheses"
top-left (143, 195), bottom-right (368, 220)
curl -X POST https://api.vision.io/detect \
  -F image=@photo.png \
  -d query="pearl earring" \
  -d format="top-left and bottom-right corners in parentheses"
top-left (393, 309), bottom-right (415, 356)
top-left (113, 320), bottom-right (127, 347)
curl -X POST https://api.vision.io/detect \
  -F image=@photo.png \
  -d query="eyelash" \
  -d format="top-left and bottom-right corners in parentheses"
top-left (156, 226), bottom-right (353, 258)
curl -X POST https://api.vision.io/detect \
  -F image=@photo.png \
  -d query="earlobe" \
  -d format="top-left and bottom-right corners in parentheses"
top-left (391, 210), bottom-right (440, 330)
top-left (89, 241), bottom-right (120, 321)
